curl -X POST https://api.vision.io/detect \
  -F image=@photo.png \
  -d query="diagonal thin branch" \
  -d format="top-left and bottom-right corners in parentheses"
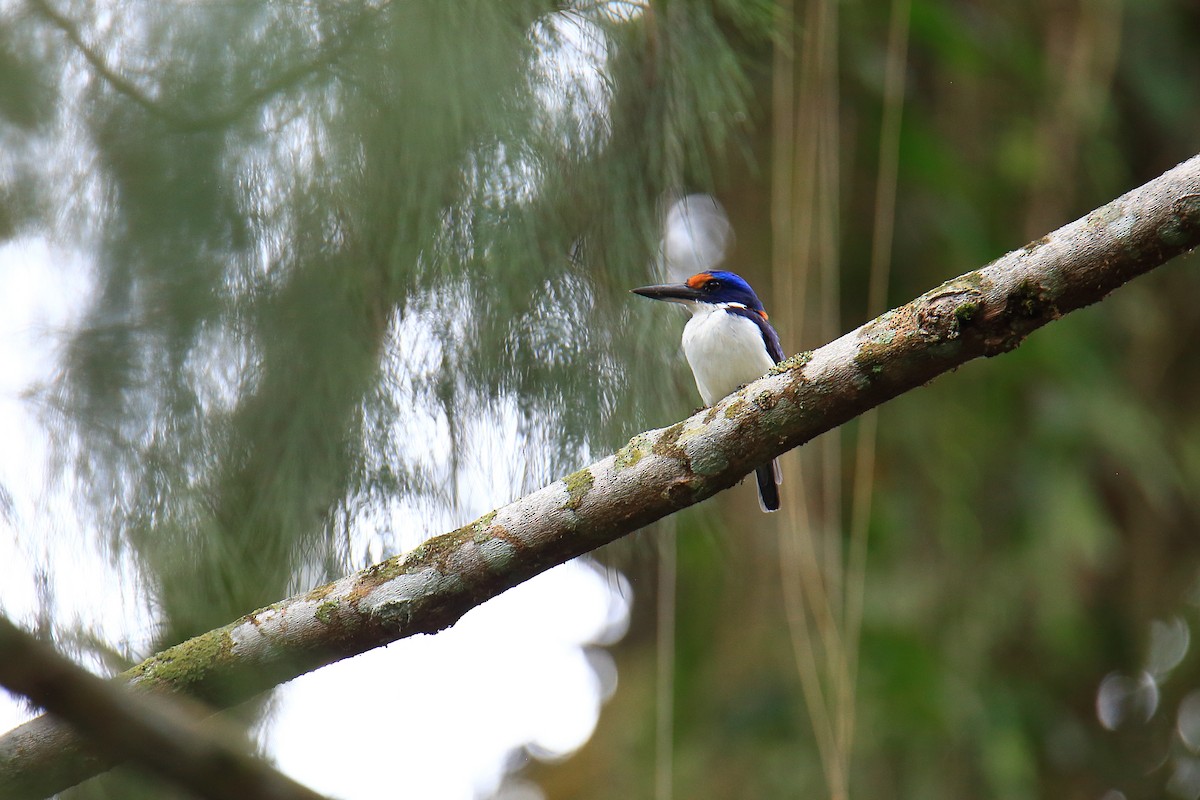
top-left (1, 155), bottom-right (1199, 798)
top-left (28, 0), bottom-right (383, 132)
top-left (27, 0), bottom-right (168, 119)
top-left (0, 615), bottom-right (329, 800)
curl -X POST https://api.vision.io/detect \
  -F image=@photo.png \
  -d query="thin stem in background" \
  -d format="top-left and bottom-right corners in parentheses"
top-left (655, 518), bottom-right (676, 800)
top-left (841, 0), bottom-right (912, 773)
top-left (772, 0), bottom-right (848, 795)
top-left (815, 0), bottom-right (844, 636)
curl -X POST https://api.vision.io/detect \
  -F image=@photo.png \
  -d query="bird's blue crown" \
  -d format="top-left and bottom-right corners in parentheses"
top-left (686, 270), bottom-right (767, 316)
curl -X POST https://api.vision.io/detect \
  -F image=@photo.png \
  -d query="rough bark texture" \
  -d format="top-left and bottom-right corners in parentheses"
top-left (2, 155), bottom-right (1199, 798)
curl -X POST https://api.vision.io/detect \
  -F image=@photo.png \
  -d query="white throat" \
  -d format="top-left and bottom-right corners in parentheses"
top-left (679, 303), bottom-right (776, 406)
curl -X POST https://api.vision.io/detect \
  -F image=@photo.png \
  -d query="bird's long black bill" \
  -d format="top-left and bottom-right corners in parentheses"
top-left (756, 460), bottom-right (780, 513)
top-left (631, 283), bottom-right (704, 303)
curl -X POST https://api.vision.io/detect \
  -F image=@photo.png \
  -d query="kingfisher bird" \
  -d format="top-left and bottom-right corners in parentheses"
top-left (632, 270), bottom-right (784, 512)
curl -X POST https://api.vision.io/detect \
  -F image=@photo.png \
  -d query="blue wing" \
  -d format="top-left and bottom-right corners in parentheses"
top-left (727, 306), bottom-right (784, 512)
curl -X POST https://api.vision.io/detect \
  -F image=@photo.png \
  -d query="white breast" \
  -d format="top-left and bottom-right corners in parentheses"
top-left (681, 304), bottom-right (776, 405)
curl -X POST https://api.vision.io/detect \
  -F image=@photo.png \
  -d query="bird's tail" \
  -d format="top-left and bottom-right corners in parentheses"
top-left (755, 459), bottom-right (781, 513)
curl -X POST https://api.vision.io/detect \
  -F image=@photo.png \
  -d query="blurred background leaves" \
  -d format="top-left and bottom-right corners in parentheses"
top-left (1, 0), bottom-right (1199, 798)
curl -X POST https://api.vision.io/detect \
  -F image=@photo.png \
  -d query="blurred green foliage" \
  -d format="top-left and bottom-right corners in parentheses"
top-left (3, 0), bottom-right (1200, 798)
top-left (530, 2), bottom-right (1200, 800)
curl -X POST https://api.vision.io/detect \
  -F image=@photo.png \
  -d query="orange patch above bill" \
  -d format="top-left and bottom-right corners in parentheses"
top-left (686, 273), bottom-right (712, 289)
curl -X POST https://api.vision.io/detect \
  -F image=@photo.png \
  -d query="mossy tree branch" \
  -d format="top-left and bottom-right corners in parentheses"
top-left (2, 155), bottom-right (1199, 798)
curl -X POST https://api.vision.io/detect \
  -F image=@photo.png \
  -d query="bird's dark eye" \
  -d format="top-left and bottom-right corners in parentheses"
top-left (705, 279), bottom-right (721, 291)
